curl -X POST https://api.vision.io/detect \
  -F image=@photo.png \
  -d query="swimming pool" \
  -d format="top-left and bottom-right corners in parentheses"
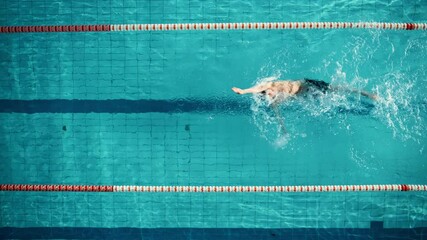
top-left (0, 0), bottom-right (426, 239)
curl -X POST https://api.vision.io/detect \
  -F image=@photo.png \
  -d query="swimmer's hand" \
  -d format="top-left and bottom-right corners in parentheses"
top-left (232, 87), bottom-right (244, 94)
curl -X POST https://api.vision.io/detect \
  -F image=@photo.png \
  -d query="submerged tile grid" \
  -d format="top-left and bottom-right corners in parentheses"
top-left (1, 113), bottom-right (427, 228)
top-left (1, 0), bottom-right (427, 230)
top-left (1, 191), bottom-right (426, 228)
top-left (0, 0), bottom-right (423, 26)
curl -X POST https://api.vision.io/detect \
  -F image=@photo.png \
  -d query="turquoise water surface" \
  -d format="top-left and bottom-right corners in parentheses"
top-left (0, 0), bottom-right (427, 233)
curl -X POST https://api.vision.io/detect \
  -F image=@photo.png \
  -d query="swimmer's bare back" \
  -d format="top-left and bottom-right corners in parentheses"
top-left (232, 80), bottom-right (302, 96)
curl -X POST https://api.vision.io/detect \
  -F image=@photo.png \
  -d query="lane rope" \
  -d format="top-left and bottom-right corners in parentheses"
top-left (1, 184), bottom-right (426, 192)
top-left (0, 22), bottom-right (426, 33)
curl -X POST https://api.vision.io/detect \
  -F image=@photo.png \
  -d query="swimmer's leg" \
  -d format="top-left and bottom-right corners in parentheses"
top-left (359, 90), bottom-right (378, 101)
top-left (330, 85), bottom-right (378, 101)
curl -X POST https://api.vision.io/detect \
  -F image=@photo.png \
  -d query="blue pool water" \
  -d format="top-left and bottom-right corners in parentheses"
top-left (0, 0), bottom-right (427, 239)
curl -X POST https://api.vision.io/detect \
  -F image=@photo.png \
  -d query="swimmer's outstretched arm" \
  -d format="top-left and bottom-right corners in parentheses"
top-left (272, 102), bottom-right (287, 134)
top-left (232, 83), bottom-right (270, 95)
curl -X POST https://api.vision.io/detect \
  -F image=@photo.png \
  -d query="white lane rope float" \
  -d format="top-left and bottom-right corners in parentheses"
top-left (1, 184), bottom-right (426, 192)
top-left (0, 22), bottom-right (426, 33)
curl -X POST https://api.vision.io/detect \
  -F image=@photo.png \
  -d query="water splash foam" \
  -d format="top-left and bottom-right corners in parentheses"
top-left (250, 31), bottom-right (426, 149)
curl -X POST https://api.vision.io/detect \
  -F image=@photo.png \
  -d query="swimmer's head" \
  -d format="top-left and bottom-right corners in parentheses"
top-left (259, 90), bottom-right (278, 106)
top-left (260, 89), bottom-right (276, 98)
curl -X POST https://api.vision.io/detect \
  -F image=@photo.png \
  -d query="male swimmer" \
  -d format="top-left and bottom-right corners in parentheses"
top-left (232, 78), bottom-right (378, 103)
top-left (232, 78), bottom-right (378, 133)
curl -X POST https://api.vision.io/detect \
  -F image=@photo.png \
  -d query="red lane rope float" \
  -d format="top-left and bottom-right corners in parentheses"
top-left (1, 184), bottom-right (426, 192)
top-left (0, 22), bottom-right (426, 33)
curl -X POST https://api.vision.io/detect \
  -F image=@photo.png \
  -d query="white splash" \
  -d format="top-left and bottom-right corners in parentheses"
top-left (250, 30), bottom-right (426, 148)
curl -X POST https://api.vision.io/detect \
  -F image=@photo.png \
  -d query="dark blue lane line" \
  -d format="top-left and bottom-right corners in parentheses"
top-left (0, 99), bottom-right (252, 114)
top-left (0, 99), bottom-right (378, 115)
top-left (0, 225), bottom-right (425, 240)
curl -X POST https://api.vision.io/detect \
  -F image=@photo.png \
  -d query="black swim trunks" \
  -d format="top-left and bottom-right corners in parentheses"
top-left (303, 78), bottom-right (330, 93)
